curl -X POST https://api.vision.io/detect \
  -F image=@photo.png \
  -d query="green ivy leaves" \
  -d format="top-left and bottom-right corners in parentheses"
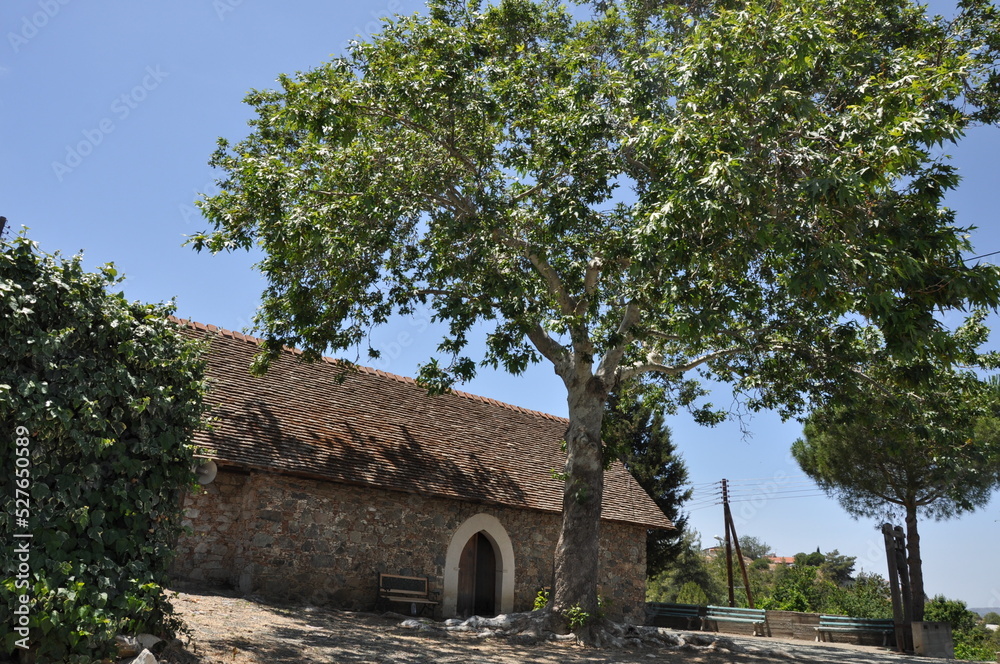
top-left (1, 235), bottom-right (209, 662)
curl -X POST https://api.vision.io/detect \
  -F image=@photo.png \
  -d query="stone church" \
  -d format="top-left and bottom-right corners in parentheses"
top-left (171, 320), bottom-right (671, 621)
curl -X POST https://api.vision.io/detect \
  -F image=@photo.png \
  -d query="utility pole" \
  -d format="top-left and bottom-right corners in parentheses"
top-left (728, 511), bottom-right (754, 608)
top-left (722, 479), bottom-right (735, 607)
top-left (721, 478), bottom-right (754, 608)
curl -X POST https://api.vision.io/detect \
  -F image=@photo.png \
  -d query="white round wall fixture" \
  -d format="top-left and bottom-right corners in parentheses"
top-left (194, 459), bottom-right (218, 485)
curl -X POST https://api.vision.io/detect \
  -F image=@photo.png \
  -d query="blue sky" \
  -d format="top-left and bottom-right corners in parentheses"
top-left (3, 1), bottom-right (998, 609)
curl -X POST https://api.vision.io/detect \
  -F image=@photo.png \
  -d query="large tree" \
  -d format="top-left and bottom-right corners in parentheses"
top-left (192, 0), bottom-right (1000, 636)
top-left (792, 317), bottom-right (1000, 621)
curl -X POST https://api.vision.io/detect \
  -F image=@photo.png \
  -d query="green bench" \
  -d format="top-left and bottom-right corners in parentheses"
top-left (816, 615), bottom-right (894, 646)
top-left (646, 602), bottom-right (702, 629)
top-left (703, 605), bottom-right (767, 636)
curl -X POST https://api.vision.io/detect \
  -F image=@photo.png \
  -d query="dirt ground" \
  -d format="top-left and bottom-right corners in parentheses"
top-left (164, 587), bottom-right (977, 664)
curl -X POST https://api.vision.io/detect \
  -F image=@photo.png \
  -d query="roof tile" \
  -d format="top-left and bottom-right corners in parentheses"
top-left (174, 317), bottom-right (671, 529)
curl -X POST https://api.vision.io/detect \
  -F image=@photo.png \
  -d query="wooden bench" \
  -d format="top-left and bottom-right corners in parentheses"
top-left (815, 615), bottom-right (894, 646)
top-left (646, 602), bottom-right (702, 629)
top-left (702, 605), bottom-right (767, 636)
top-left (376, 573), bottom-right (439, 616)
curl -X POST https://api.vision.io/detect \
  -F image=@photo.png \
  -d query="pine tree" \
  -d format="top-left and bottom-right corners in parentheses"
top-left (604, 392), bottom-right (691, 576)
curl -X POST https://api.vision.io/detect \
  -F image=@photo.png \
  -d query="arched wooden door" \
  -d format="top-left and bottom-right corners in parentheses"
top-left (456, 531), bottom-right (497, 618)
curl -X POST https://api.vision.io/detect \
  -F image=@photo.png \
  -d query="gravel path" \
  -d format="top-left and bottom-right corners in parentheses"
top-left (168, 587), bottom-right (979, 664)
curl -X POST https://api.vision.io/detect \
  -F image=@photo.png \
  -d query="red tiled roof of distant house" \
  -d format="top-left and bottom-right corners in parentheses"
top-left (174, 317), bottom-right (672, 529)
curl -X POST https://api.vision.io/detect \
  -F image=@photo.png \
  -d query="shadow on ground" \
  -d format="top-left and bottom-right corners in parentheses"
top-left (169, 587), bottom-right (964, 664)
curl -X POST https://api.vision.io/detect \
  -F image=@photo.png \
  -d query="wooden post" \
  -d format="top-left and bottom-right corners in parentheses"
top-left (722, 479), bottom-right (735, 607)
top-left (883, 523), bottom-right (906, 652)
top-left (727, 508), bottom-right (755, 609)
top-left (893, 526), bottom-right (914, 653)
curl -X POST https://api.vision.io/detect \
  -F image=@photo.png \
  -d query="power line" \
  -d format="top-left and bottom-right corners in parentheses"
top-left (686, 477), bottom-right (830, 511)
top-left (726, 493), bottom-right (828, 503)
top-left (687, 499), bottom-right (723, 508)
top-left (964, 249), bottom-right (1000, 262)
top-left (725, 483), bottom-right (817, 490)
top-left (723, 475), bottom-right (811, 484)
top-left (726, 485), bottom-right (825, 496)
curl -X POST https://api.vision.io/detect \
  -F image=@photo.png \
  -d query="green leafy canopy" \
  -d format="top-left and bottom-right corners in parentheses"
top-left (193, 0), bottom-right (1000, 409)
top-left (793, 312), bottom-right (1000, 524)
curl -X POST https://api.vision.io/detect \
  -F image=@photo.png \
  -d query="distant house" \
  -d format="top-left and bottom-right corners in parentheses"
top-left (171, 320), bottom-right (671, 621)
top-left (765, 556), bottom-right (796, 569)
top-left (702, 546), bottom-right (753, 568)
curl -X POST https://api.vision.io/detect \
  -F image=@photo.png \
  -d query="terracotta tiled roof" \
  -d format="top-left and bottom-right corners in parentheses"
top-left (176, 318), bottom-right (672, 529)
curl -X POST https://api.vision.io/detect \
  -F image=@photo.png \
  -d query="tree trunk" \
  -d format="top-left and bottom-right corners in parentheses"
top-left (550, 374), bottom-right (607, 638)
top-left (905, 505), bottom-right (924, 622)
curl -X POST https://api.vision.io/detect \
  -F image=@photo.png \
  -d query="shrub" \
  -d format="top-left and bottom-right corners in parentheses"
top-left (925, 595), bottom-right (999, 662)
top-left (675, 581), bottom-right (710, 606)
top-left (924, 595), bottom-right (980, 633)
top-left (829, 572), bottom-right (892, 619)
top-left (1, 236), bottom-right (208, 662)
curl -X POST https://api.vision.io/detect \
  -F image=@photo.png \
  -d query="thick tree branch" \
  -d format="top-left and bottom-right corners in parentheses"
top-left (618, 346), bottom-right (742, 382)
top-left (487, 229), bottom-right (575, 317)
top-left (615, 301), bottom-right (641, 340)
top-left (526, 252), bottom-right (576, 317)
top-left (915, 487), bottom-right (946, 507)
top-left (575, 257), bottom-right (603, 318)
top-left (527, 323), bottom-right (571, 375)
top-left (596, 301), bottom-right (641, 383)
top-left (444, 187), bottom-right (477, 216)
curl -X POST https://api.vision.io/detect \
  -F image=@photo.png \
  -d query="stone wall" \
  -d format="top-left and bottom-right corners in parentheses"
top-left (173, 468), bottom-right (249, 586)
top-left (172, 468), bottom-right (649, 622)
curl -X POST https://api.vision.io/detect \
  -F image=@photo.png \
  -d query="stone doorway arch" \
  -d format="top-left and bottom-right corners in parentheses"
top-left (442, 513), bottom-right (515, 617)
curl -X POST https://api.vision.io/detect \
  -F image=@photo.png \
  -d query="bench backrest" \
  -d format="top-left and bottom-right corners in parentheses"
top-left (379, 573), bottom-right (430, 596)
top-left (819, 615), bottom-right (893, 627)
top-left (647, 602), bottom-right (701, 615)
top-left (705, 605), bottom-right (766, 618)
